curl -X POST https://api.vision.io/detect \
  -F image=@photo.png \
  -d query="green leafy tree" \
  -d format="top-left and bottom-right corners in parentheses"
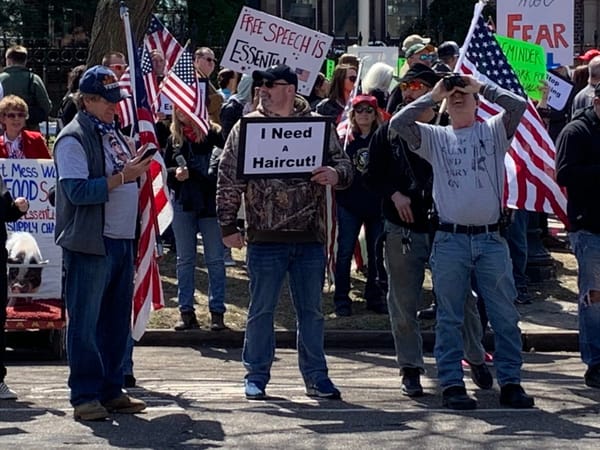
top-left (188, 0), bottom-right (245, 55)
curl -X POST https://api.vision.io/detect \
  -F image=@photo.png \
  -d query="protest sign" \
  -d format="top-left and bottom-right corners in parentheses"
top-left (221, 7), bottom-right (333, 95)
top-left (495, 35), bottom-right (546, 100)
top-left (546, 71), bottom-right (574, 111)
top-left (346, 46), bottom-right (399, 77)
top-left (496, 0), bottom-right (573, 67)
top-left (326, 59), bottom-right (335, 80)
top-left (2, 159), bottom-right (61, 299)
top-left (238, 117), bottom-right (329, 178)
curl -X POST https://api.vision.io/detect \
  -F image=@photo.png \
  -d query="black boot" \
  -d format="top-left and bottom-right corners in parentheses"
top-left (210, 312), bottom-right (228, 331)
top-left (174, 311), bottom-right (200, 331)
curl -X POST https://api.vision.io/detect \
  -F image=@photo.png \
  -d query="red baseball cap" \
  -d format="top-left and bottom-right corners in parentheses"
top-left (351, 95), bottom-right (377, 109)
top-left (578, 49), bottom-right (600, 62)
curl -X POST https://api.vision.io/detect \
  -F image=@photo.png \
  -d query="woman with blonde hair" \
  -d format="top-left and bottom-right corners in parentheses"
top-left (0, 95), bottom-right (51, 159)
top-left (164, 108), bottom-right (228, 331)
top-left (333, 95), bottom-right (386, 316)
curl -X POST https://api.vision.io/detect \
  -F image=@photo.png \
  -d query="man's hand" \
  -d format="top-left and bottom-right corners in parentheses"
top-left (391, 191), bottom-right (414, 223)
top-left (14, 197), bottom-right (29, 213)
top-left (311, 166), bottom-right (339, 186)
top-left (223, 231), bottom-right (244, 249)
top-left (175, 166), bottom-right (189, 181)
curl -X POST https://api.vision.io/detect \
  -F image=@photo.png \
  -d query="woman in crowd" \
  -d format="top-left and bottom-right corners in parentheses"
top-left (361, 62), bottom-right (394, 116)
top-left (57, 65), bottom-right (86, 131)
top-left (164, 107), bottom-right (228, 332)
top-left (316, 64), bottom-right (357, 123)
top-left (333, 95), bottom-right (385, 316)
top-left (307, 72), bottom-right (330, 110)
top-left (0, 95), bottom-right (51, 158)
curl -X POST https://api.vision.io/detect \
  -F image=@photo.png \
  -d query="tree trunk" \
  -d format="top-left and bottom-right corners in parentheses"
top-left (87, 0), bottom-right (157, 66)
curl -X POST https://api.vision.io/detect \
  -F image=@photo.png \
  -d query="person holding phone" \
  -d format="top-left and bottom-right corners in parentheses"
top-left (54, 65), bottom-right (151, 421)
top-left (164, 107), bottom-right (228, 332)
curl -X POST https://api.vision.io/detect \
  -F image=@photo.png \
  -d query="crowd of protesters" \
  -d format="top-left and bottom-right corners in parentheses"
top-left (0, 28), bottom-right (598, 422)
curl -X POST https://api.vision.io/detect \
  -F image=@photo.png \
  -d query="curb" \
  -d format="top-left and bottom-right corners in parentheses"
top-left (138, 329), bottom-right (580, 353)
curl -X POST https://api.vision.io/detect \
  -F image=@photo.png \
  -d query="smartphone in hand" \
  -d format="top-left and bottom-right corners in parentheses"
top-left (140, 145), bottom-right (158, 161)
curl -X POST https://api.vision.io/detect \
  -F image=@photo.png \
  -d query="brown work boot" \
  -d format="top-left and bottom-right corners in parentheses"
top-left (210, 312), bottom-right (228, 331)
top-left (103, 394), bottom-right (146, 414)
top-left (73, 400), bottom-right (109, 421)
top-left (174, 311), bottom-right (200, 331)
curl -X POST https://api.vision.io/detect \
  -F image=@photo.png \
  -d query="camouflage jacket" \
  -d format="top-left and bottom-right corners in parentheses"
top-left (217, 95), bottom-right (352, 243)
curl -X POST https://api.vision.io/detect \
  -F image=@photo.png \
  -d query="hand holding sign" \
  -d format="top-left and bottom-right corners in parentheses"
top-left (310, 166), bottom-right (339, 186)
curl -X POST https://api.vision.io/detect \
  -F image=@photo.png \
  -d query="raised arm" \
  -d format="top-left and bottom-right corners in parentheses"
top-left (480, 83), bottom-right (527, 140)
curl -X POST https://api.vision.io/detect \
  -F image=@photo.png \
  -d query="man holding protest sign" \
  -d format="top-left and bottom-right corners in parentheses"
top-left (216, 64), bottom-right (352, 400)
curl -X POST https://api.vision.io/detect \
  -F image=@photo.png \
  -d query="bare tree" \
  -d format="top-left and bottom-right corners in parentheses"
top-left (87, 0), bottom-right (157, 66)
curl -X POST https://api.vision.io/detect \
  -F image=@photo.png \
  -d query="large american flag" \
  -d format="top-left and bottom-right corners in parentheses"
top-left (123, 24), bottom-right (171, 341)
top-left (459, 14), bottom-right (568, 225)
top-left (144, 15), bottom-right (184, 72)
top-left (161, 47), bottom-right (209, 135)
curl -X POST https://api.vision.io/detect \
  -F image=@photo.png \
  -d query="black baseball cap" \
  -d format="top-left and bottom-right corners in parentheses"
top-left (437, 41), bottom-right (460, 59)
top-left (252, 64), bottom-right (298, 88)
top-left (400, 63), bottom-right (442, 87)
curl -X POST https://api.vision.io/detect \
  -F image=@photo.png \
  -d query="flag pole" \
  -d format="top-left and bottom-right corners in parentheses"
top-left (120, 2), bottom-right (137, 111)
top-left (342, 58), bottom-right (364, 151)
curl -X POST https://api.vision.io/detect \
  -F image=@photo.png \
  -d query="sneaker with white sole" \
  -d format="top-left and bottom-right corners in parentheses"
top-left (305, 378), bottom-right (341, 399)
top-left (0, 382), bottom-right (17, 400)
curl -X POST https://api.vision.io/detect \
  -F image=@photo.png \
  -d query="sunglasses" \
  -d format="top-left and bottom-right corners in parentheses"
top-left (258, 80), bottom-right (290, 88)
top-left (3, 112), bottom-right (27, 119)
top-left (199, 56), bottom-right (216, 64)
top-left (418, 54), bottom-right (436, 61)
top-left (347, 75), bottom-right (357, 83)
top-left (354, 106), bottom-right (375, 114)
top-left (109, 63), bottom-right (128, 71)
top-left (400, 80), bottom-right (430, 91)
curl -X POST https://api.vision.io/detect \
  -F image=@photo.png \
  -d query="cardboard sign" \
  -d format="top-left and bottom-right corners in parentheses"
top-left (238, 117), bottom-right (329, 178)
top-left (2, 159), bottom-right (61, 299)
top-left (346, 46), bottom-right (399, 77)
top-left (495, 35), bottom-right (546, 100)
top-left (221, 7), bottom-right (333, 96)
top-left (496, 0), bottom-right (574, 67)
top-left (546, 71), bottom-right (574, 111)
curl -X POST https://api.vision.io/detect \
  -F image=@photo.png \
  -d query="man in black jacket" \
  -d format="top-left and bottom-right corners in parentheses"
top-left (556, 82), bottom-right (600, 389)
top-left (363, 64), bottom-right (491, 398)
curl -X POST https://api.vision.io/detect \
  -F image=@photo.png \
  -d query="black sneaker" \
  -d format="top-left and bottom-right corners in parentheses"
top-left (401, 367), bottom-right (423, 397)
top-left (466, 360), bottom-right (493, 389)
top-left (442, 386), bottom-right (477, 410)
top-left (499, 383), bottom-right (534, 408)
top-left (514, 288), bottom-right (533, 305)
top-left (335, 305), bottom-right (352, 317)
top-left (584, 364), bottom-right (600, 388)
top-left (174, 311), bottom-right (200, 331)
top-left (306, 378), bottom-right (341, 399)
top-left (417, 303), bottom-right (437, 320)
top-left (123, 374), bottom-right (136, 388)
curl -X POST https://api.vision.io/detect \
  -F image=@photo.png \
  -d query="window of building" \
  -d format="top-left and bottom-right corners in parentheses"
top-left (334, 0), bottom-right (358, 37)
top-left (386, 0), bottom-right (421, 38)
top-left (281, 0), bottom-right (317, 30)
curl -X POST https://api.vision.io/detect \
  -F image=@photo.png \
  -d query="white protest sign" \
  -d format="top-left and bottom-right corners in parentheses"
top-left (496, 0), bottom-right (574, 67)
top-left (221, 6), bottom-right (333, 95)
top-left (238, 117), bottom-right (329, 178)
top-left (546, 71), bottom-right (574, 111)
top-left (2, 159), bottom-right (61, 299)
top-left (346, 46), bottom-right (399, 77)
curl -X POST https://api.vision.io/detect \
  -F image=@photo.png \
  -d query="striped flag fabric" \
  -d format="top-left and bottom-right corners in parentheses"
top-left (161, 47), bottom-right (209, 135)
top-left (459, 11), bottom-right (568, 225)
top-left (144, 15), bottom-right (184, 73)
top-left (123, 24), bottom-right (170, 341)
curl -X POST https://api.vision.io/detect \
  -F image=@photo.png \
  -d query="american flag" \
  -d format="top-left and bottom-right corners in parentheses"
top-left (123, 24), bottom-right (171, 341)
top-left (161, 47), bottom-right (209, 135)
top-left (459, 13), bottom-right (568, 225)
top-left (144, 15), bottom-right (184, 72)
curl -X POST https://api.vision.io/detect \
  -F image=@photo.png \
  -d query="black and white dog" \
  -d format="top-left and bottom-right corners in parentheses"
top-left (6, 232), bottom-right (46, 305)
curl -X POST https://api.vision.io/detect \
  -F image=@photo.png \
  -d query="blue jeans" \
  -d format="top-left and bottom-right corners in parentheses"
top-left (384, 222), bottom-right (485, 371)
top-left (63, 238), bottom-right (134, 406)
top-left (334, 205), bottom-right (384, 307)
top-left (569, 231), bottom-right (600, 368)
top-left (506, 209), bottom-right (529, 289)
top-left (244, 242), bottom-right (329, 388)
top-left (431, 231), bottom-right (522, 389)
top-left (171, 202), bottom-right (226, 314)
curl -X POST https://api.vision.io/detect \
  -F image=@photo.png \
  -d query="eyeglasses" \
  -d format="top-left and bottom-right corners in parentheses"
top-left (109, 63), bottom-right (128, 71)
top-left (3, 112), bottom-right (27, 119)
top-left (399, 80), bottom-right (430, 91)
top-left (258, 80), bottom-right (290, 88)
top-left (418, 54), bottom-right (436, 61)
top-left (199, 56), bottom-right (216, 64)
top-left (347, 75), bottom-right (357, 83)
top-left (354, 106), bottom-right (375, 114)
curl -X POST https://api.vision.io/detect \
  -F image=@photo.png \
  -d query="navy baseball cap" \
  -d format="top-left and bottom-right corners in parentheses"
top-left (252, 64), bottom-right (298, 88)
top-left (79, 65), bottom-right (130, 103)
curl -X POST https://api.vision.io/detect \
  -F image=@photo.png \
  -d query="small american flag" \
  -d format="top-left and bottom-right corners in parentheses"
top-left (161, 47), bottom-right (209, 135)
top-left (460, 11), bottom-right (567, 225)
top-left (144, 15), bottom-right (184, 73)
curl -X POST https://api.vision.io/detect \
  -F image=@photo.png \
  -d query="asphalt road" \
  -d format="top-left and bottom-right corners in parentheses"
top-left (2, 347), bottom-right (600, 449)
